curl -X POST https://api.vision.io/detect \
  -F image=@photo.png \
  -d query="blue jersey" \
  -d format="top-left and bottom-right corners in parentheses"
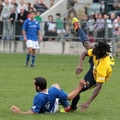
top-left (31, 87), bottom-right (68, 113)
top-left (22, 18), bottom-right (40, 41)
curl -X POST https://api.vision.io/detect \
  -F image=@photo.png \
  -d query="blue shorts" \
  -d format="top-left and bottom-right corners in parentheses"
top-left (81, 57), bottom-right (96, 92)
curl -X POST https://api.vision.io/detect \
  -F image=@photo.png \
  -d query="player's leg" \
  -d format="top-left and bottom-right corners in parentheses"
top-left (63, 58), bottom-right (96, 112)
top-left (60, 79), bottom-right (88, 113)
top-left (30, 41), bottom-right (39, 67)
top-left (25, 47), bottom-right (32, 67)
top-left (52, 84), bottom-right (69, 108)
top-left (67, 79), bottom-right (87, 100)
top-left (31, 49), bottom-right (36, 67)
top-left (72, 17), bottom-right (92, 50)
top-left (25, 40), bottom-right (33, 67)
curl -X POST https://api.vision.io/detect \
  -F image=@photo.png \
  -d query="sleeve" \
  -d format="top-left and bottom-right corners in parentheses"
top-left (22, 20), bottom-right (27, 30)
top-left (37, 22), bottom-right (40, 31)
top-left (87, 49), bottom-right (94, 57)
top-left (31, 95), bottom-right (42, 113)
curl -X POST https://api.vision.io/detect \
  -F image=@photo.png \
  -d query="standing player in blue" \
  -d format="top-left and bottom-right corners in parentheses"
top-left (10, 77), bottom-right (83, 114)
top-left (22, 11), bottom-right (42, 67)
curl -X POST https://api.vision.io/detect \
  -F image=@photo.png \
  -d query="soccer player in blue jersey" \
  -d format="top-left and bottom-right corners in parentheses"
top-left (10, 77), bottom-right (82, 114)
top-left (22, 11), bottom-right (42, 67)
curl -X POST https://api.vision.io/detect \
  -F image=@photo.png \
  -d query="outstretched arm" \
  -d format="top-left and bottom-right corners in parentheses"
top-left (76, 50), bottom-right (88, 75)
top-left (10, 106), bottom-right (35, 114)
top-left (80, 82), bottom-right (103, 111)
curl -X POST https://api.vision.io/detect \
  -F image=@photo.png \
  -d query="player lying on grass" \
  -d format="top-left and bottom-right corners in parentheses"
top-left (61, 17), bottom-right (115, 112)
top-left (10, 77), bottom-right (83, 114)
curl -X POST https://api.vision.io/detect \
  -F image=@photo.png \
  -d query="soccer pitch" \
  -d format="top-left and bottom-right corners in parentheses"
top-left (0, 53), bottom-right (120, 120)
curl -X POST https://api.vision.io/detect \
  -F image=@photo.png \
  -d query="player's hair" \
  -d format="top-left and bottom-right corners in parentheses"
top-left (30, 10), bottom-right (36, 14)
top-left (92, 39), bottom-right (111, 59)
top-left (34, 77), bottom-right (47, 90)
top-left (56, 13), bottom-right (61, 17)
top-left (48, 15), bottom-right (53, 18)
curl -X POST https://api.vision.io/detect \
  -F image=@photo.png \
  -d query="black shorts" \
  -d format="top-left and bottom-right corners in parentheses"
top-left (81, 57), bottom-right (96, 92)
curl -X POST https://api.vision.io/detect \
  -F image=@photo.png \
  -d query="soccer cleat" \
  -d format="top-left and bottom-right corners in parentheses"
top-left (25, 62), bottom-right (28, 67)
top-left (60, 106), bottom-right (72, 113)
top-left (60, 106), bottom-right (77, 113)
top-left (30, 64), bottom-right (35, 67)
top-left (72, 17), bottom-right (79, 31)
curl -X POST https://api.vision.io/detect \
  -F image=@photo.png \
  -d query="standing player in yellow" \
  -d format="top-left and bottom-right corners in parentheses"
top-left (61, 18), bottom-right (115, 112)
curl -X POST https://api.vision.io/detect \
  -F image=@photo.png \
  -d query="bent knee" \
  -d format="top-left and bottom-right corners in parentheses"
top-left (52, 83), bottom-right (61, 89)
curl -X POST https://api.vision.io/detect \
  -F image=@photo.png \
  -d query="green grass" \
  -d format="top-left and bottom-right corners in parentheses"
top-left (0, 53), bottom-right (120, 120)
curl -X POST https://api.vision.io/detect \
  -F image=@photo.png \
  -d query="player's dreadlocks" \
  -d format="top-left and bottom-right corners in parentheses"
top-left (92, 39), bottom-right (111, 60)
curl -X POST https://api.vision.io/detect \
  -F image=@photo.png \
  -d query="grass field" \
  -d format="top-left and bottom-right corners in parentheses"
top-left (0, 53), bottom-right (120, 120)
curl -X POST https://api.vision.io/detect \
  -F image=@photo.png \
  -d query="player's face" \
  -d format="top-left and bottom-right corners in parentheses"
top-left (35, 86), bottom-right (39, 92)
top-left (34, 80), bottom-right (39, 92)
top-left (30, 13), bottom-right (35, 20)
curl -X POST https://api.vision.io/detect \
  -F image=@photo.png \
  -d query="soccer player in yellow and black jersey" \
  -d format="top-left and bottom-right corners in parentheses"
top-left (61, 18), bottom-right (115, 113)
top-left (79, 41), bottom-right (114, 111)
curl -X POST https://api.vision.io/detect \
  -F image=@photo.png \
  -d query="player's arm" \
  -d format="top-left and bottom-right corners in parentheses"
top-left (80, 82), bottom-right (103, 111)
top-left (10, 106), bottom-right (35, 114)
top-left (22, 21), bottom-right (27, 42)
top-left (22, 30), bottom-right (27, 42)
top-left (38, 30), bottom-right (42, 41)
top-left (76, 50), bottom-right (88, 75)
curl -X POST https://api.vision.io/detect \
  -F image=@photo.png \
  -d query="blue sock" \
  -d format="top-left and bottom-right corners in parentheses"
top-left (77, 28), bottom-right (89, 43)
top-left (26, 54), bottom-right (31, 64)
top-left (59, 99), bottom-right (69, 108)
top-left (31, 55), bottom-right (36, 65)
top-left (59, 89), bottom-right (69, 107)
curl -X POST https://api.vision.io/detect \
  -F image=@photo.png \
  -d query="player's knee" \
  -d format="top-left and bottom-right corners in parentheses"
top-left (28, 48), bottom-right (33, 53)
top-left (52, 83), bottom-right (61, 89)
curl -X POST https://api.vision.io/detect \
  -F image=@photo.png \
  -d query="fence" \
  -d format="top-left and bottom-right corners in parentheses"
top-left (0, 20), bottom-right (120, 56)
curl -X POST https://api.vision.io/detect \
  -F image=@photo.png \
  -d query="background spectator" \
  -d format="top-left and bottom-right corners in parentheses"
top-left (93, 13), bottom-right (105, 39)
top-left (16, 8), bottom-right (28, 40)
top-left (114, 0), bottom-right (120, 10)
top-left (0, 0), bottom-right (13, 40)
top-left (26, 2), bottom-right (32, 12)
top-left (17, 0), bottom-right (28, 13)
top-left (11, 0), bottom-right (18, 10)
top-left (43, 15), bottom-right (57, 41)
top-left (110, 12), bottom-right (116, 21)
top-left (87, 14), bottom-right (95, 36)
top-left (9, 7), bottom-right (17, 40)
top-left (104, 13), bottom-right (114, 39)
top-left (35, 11), bottom-right (42, 23)
top-left (50, 0), bottom-right (54, 7)
top-left (104, 0), bottom-right (114, 13)
top-left (66, 0), bottom-right (78, 21)
top-left (34, 0), bottom-right (49, 14)
top-left (93, 13), bottom-right (99, 23)
top-left (55, 13), bottom-right (65, 35)
top-left (113, 15), bottom-right (120, 35)
top-left (0, 0), bottom-right (3, 39)
top-left (81, 14), bottom-right (88, 35)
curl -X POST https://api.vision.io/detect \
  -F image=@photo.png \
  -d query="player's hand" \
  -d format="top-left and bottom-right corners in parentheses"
top-left (10, 105), bottom-right (20, 113)
top-left (75, 65), bottom-right (83, 75)
top-left (80, 102), bottom-right (89, 112)
top-left (24, 37), bottom-right (27, 42)
top-left (39, 36), bottom-right (43, 42)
